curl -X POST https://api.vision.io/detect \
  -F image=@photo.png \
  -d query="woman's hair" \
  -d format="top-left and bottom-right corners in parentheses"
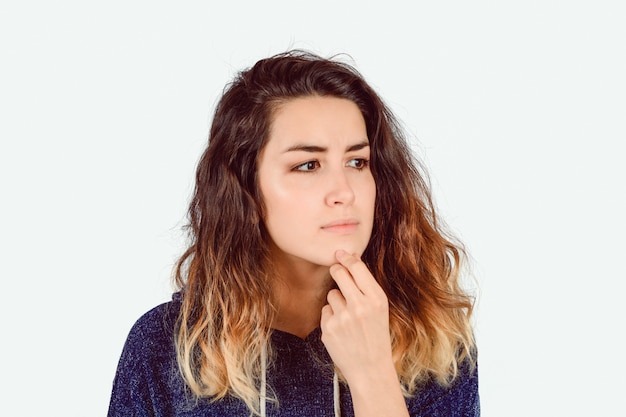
top-left (174, 50), bottom-right (476, 414)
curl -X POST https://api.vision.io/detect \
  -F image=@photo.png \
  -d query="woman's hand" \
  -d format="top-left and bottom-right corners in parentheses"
top-left (320, 250), bottom-right (393, 382)
top-left (320, 250), bottom-right (409, 417)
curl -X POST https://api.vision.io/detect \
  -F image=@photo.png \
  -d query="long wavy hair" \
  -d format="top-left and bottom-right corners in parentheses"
top-left (174, 50), bottom-right (476, 415)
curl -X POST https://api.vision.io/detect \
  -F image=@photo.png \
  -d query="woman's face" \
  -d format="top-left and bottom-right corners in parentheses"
top-left (257, 96), bottom-right (376, 269)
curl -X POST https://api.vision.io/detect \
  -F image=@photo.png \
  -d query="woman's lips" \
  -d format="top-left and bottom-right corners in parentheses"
top-left (321, 220), bottom-right (359, 234)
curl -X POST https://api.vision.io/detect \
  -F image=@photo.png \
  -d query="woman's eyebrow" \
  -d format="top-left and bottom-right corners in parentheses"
top-left (282, 141), bottom-right (369, 154)
top-left (283, 144), bottom-right (326, 153)
top-left (346, 141), bottom-right (370, 152)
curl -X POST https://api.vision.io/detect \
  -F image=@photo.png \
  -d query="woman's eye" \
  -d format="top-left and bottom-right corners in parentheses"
top-left (294, 161), bottom-right (320, 172)
top-left (347, 158), bottom-right (369, 170)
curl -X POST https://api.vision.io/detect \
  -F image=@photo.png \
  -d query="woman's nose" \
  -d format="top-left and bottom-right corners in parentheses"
top-left (324, 169), bottom-right (355, 206)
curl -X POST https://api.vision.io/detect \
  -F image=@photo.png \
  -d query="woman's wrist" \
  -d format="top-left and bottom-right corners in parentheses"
top-left (346, 361), bottom-right (409, 417)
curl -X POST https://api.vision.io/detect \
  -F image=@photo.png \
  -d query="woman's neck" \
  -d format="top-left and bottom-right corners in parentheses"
top-left (270, 256), bottom-right (333, 339)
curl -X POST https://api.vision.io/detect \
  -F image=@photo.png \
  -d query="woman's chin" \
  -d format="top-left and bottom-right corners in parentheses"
top-left (321, 246), bottom-right (365, 266)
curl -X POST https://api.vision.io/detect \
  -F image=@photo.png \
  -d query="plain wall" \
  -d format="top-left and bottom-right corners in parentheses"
top-left (1, 1), bottom-right (624, 416)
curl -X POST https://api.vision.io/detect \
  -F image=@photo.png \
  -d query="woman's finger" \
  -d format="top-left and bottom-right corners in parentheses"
top-left (326, 288), bottom-right (347, 310)
top-left (334, 250), bottom-right (384, 297)
top-left (329, 263), bottom-right (363, 303)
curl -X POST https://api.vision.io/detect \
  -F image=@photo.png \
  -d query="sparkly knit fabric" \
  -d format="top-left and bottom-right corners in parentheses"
top-left (108, 294), bottom-right (480, 416)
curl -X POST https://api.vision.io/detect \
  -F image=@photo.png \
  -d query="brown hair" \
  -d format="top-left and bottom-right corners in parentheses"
top-left (174, 50), bottom-right (476, 414)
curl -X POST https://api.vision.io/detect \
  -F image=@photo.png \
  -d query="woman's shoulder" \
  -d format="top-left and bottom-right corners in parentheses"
top-left (131, 292), bottom-right (182, 330)
top-left (407, 358), bottom-right (480, 416)
top-left (123, 293), bottom-right (182, 352)
top-left (109, 293), bottom-right (185, 416)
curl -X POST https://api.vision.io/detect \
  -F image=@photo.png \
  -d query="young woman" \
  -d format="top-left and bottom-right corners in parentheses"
top-left (109, 50), bottom-right (479, 417)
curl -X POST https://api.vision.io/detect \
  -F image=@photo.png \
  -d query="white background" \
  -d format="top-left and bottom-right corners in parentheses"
top-left (1, 1), bottom-right (624, 416)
